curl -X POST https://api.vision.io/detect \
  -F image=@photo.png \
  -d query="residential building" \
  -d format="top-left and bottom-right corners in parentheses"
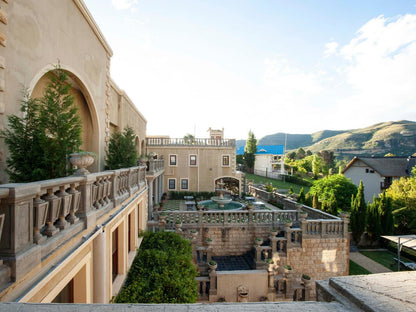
top-left (342, 156), bottom-right (416, 202)
top-left (237, 145), bottom-right (285, 179)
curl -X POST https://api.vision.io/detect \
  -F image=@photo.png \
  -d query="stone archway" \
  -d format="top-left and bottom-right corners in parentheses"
top-left (30, 68), bottom-right (100, 172)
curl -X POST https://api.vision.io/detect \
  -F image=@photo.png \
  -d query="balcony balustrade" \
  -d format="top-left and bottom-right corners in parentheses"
top-left (146, 137), bottom-right (236, 147)
top-left (0, 165), bottom-right (147, 282)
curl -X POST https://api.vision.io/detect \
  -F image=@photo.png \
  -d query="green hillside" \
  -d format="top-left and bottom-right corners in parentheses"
top-left (250, 120), bottom-right (416, 157)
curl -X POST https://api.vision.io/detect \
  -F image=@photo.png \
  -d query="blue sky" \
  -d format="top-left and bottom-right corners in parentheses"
top-left (84, 0), bottom-right (416, 140)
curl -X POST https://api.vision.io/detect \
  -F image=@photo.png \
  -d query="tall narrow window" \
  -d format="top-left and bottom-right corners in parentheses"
top-left (222, 155), bottom-right (230, 166)
top-left (112, 228), bottom-right (119, 281)
top-left (181, 179), bottom-right (189, 190)
top-left (190, 155), bottom-right (197, 166)
top-left (168, 179), bottom-right (176, 190)
top-left (169, 154), bottom-right (177, 166)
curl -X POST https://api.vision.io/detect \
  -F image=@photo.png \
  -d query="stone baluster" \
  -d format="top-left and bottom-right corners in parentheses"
top-left (43, 188), bottom-right (61, 237)
top-left (55, 186), bottom-right (72, 230)
top-left (33, 195), bottom-right (48, 244)
top-left (67, 183), bottom-right (80, 224)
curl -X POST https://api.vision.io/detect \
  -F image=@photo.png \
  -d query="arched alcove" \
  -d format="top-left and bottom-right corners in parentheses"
top-left (30, 68), bottom-right (100, 172)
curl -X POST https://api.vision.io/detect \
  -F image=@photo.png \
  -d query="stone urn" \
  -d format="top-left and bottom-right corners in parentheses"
top-left (70, 152), bottom-right (95, 175)
top-left (284, 220), bottom-right (293, 228)
top-left (270, 229), bottom-right (278, 237)
top-left (302, 274), bottom-right (312, 286)
top-left (208, 260), bottom-right (218, 271)
top-left (282, 265), bottom-right (293, 275)
top-left (175, 221), bottom-right (182, 231)
top-left (159, 213), bottom-right (167, 222)
top-left (254, 237), bottom-right (263, 246)
top-left (299, 212), bottom-right (308, 220)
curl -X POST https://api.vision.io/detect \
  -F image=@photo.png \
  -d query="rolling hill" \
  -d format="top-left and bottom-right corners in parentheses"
top-left (238, 120), bottom-right (416, 158)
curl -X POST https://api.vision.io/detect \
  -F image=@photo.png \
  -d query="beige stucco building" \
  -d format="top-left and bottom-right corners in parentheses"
top-left (0, 0), bottom-right (164, 303)
top-left (147, 129), bottom-right (244, 195)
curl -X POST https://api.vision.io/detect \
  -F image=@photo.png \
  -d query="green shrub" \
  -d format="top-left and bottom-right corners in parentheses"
top-left (115, 231), bottom-right (198, 303)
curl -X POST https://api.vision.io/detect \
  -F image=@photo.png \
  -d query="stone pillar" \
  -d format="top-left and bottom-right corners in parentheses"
top-left (93, 228), bottom-right (107, 303)
top-left (267, 263), bottom-right (275, 301)
top-left (208, 266), bottom-right (217, 302)
top-left (148, 181), bottom-right (153, 220)
top-left (154, 178), bottom-right (159, 205)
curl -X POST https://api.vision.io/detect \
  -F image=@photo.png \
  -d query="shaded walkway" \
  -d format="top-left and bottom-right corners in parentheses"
top-left (349, 252), bottom-right (392, 274)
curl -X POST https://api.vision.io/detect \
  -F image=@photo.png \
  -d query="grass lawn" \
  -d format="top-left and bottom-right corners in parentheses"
top-left (245, 173), bottom-right (310, 194)
top-left (360, 250), bottom-right (413, 272)
top-left (349, 260), bottom-right (371, 275)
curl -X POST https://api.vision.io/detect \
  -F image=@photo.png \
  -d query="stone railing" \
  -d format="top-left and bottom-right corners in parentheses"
top-left (162, 210), bottom-right (298, 228)
top-left (301, 219), bottom-right (348, 238)
top-left (248, 185), bottom-right (340, 220)
top-left (146, 159), bottom-right (164, 175)
top-left (0, 166), bottom-right (147, 282)
top-left (146, 137), bottom-right (236, 147)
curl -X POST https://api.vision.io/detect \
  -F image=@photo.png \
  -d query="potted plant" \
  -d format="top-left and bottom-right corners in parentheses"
top-left (254, 237), bottom-right (263, 246)
top-left (70, 151), bottom-right (96, 175)
top-left (205, 237), bottom-right (213, 245)
top-left (270, 228), bottom-right (279, 236)
top-left (208, 260), bottom-right (217, 270)
top-left (139, 154), bottom-right (148, 165)
top-left (283, 264), bottom-right (292, 274)
top-left (302, 274), bottom-right (312, 285)
top-left (266, 259), bottom-right (274, 264)
top-left (159, 211), bottom-right (167, 221)
top-left (283, 219), bottom-right (292, 227)
top-left (175, 219), bottom-right (182, 230)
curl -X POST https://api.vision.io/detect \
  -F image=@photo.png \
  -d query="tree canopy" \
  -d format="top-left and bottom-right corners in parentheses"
top-left (308, 174), bottom-right (357, 213)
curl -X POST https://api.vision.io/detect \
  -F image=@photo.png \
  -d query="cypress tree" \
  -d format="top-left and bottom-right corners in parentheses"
top-left (379, 191), bottom-right (394, 235)
top-left (366, 196), bottom-right (382, 242)
top-left (350, 181), bottom-right (367, 245)
top-left (107, 126), bottom-right (137, 169)
top-left (1, 92), bottom-right (48, 182)
top-left (312, 192), bottom-right (319, 209)
top-left (298, 187), bottom-right (305, 204)
top-left (39, 64), bottom-right (82, 178)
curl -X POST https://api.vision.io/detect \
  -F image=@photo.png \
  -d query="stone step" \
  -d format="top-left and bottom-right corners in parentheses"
top-left (316, 279), bottom-right (362, 312)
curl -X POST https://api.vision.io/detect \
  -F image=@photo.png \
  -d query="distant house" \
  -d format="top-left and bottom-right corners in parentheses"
top-left (342, 156), bottom-right (416, 202)
top-left (237, 145), bottom-right (285, 178)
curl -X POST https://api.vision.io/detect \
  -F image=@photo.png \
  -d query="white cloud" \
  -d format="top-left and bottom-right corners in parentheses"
top-left (335, 14), bottom-right (416, 126)
top-left (324, 41), bottom-right (339, 57)
top-left (111, 0), bottom-right (138, 11)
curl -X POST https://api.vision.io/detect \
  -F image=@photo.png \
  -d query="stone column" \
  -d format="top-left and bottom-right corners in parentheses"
top-left (154, 178), bottom-right (159, 205)
top-left (148, 181), bottom-right (153, 220)
top-left (93, 228), bottom-right (107, 303)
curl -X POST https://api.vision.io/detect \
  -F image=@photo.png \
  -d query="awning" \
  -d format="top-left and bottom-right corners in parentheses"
top-left (382, 235), bottom-right (416, 251)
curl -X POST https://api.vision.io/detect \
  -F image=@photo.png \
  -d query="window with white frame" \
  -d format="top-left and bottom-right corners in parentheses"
top-left (168, 179), bottom-right (176, 190)
top-left (189, 155), bottom-right (197, 166)
top-left (181, 179), bottom-right (189, 190)
top-left (169, 154), bottom-right (177, 166)
top-left (222, 155), bottom-right (230, 167)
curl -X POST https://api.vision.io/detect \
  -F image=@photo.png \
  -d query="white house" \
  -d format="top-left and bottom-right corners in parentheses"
top-left (342, 156), bottom-right (416, 202)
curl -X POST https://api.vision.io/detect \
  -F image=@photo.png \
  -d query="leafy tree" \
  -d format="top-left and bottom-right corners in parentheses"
top-left (295, 147), bottom-right (306, 160)
top-left (115, 231), bottom-right (198, 303)
top-left (287, 151), bottom-right (296, 160)
top-left (385, 174), bottom-right (416, 234)
top-left (106, 126), bottom-right (137, 169)
top-left (350, 181), bottom-right (367, 244)
top-left (2, 64), bottom-right (82, 181)
top-left (318, 150), bottom-right (335, 169)
top-left (366, 196), bottom-right (382, 242)
top-left (183, 133), bottom-right (195, 144)
top-left (243, 130), bottom-right (257, 172)
top-left (309, 174), bottom-right (357, 213)
top-left (40, 65), bottom-right (82, 178)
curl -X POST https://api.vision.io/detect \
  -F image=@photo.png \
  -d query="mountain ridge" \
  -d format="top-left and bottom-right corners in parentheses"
top-left (236, 120), bottom-right (416, 158)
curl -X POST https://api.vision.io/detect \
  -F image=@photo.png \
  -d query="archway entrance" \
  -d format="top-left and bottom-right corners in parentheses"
top-left (31, 69), bottom-right (99, 172)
